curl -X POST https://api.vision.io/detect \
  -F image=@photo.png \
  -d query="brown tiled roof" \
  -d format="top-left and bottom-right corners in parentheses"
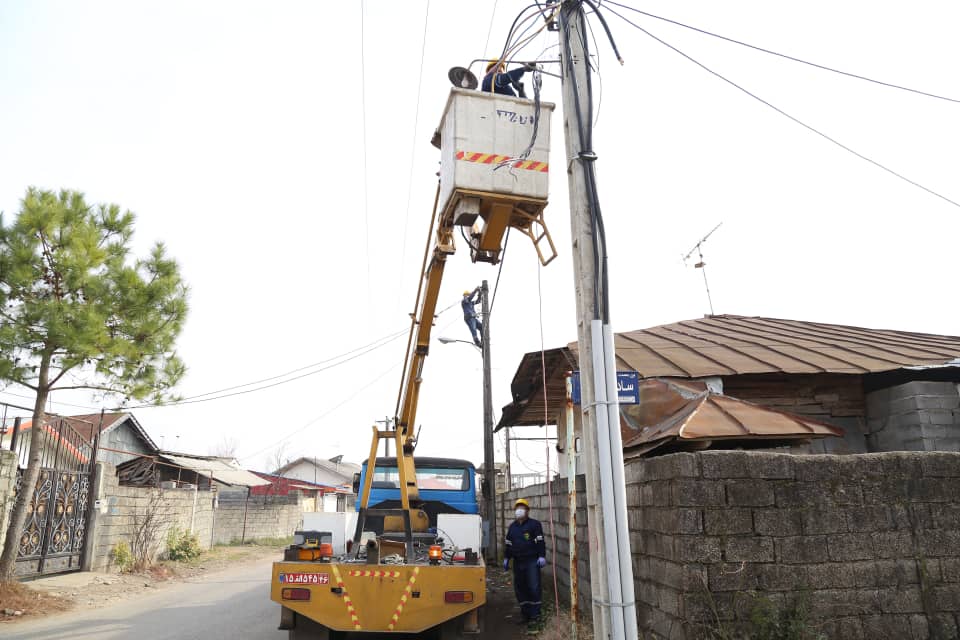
top-left (602, 315), bottom-right (960, 378)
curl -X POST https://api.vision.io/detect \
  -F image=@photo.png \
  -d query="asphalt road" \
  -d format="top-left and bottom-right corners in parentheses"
top-left (5, 559), bottom-right (285, 640)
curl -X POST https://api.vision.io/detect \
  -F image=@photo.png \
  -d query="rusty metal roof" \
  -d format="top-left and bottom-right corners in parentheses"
top-left (621, 380), bottom-right (844, 457)
top-left (606, 315), bottom-right (960, 378)
top-left (497, 315), bottom-right (960, 429)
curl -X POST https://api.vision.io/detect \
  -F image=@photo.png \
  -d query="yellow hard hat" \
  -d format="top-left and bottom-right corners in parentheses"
top-left (463, 290), bottom-right (471, 296)
top-left (486, 60), bottom-right (505, 73)
top-left (515, 498), bottom-right (530, 509)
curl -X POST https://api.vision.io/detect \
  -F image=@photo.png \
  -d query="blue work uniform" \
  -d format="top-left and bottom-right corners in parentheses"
top-left (505, 517), bottom-right (546, 621)
top-left (462, 291), bottom-right (482, 346)
top-left (481, 67), bottom-right (527, 97)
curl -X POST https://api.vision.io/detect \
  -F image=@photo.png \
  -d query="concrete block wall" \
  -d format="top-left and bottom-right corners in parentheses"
top-left (211, 493), bottom-right (302, 545)
top-left (504, 451), bottom-right (960, 639)
top-left (867, 381), bottom-right (960, 452)
top-left (0, 449), bottom-right (17, 559)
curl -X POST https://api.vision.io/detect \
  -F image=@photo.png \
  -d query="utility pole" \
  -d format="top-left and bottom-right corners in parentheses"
top-left (558, 3), bottom-right (638, 639)
top-left (480, 280), bottom-right (498, 563)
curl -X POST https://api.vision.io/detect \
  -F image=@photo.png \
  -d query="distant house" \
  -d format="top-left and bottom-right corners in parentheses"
top-left (273, 456), bottom-right (360, 510)
top-left (0, 412), bottom-right (157, 467)
top-left (117, 451), bottom-right (270, 494)
top-left (250, 472), bottom-right (352, 512)
top-left (498, 315), bottom-right (960, 470)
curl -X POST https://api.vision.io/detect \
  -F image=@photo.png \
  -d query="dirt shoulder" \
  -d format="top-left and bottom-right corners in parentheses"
top-left (1, 542), bottom-right (283, 624)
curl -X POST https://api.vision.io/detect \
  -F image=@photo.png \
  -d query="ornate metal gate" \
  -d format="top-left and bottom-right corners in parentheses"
top-left (6, 412), bottom-right (100, 577)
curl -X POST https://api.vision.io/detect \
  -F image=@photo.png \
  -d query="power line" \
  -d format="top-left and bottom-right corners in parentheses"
top-left (360, 0), bottom-right (373, 321)
top-left (237, 359), bottom-right (403, 462)
top-left (395, 0), bottom-right (432, 315)
top-left (602, 5), bottom-right (960, 210)
top-left (483, 0), bottom-right (499, 57)
top-left (604, 1), bottom-right (960, 104)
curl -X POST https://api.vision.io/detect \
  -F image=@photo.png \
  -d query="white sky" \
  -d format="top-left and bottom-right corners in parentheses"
top-left (2, 1), bottom-right (958, 476)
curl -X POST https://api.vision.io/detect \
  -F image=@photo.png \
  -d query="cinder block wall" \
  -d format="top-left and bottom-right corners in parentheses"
top-left (90, 464), bottom-right (303, 571)
top-left (0, 449), bottom-right (17, 559)
top-left (211, 493), bottom-right (302, 545)
top-left (867, 381), bottom-right (960, 452)
top-left (503, 451), bottom-right (960, 639)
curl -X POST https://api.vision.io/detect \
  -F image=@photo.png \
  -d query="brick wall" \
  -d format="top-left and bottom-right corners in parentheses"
top-left (0, 449), bottom-right (16, 559)
top-left (867, 381), bottom-right (960, 452)
top-left (505, 451), bottom-right (960, 639)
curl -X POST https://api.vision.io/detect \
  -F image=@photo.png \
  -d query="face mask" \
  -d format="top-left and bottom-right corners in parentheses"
top-left (515, 508), bottom-right (527, 519)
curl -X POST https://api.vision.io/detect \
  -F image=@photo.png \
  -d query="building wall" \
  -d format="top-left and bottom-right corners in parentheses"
top-left (0, 449), bottom-right (16, 559)
top-left (503, 451), bottom-right (960, 640)
top-left (281, 460), bottom-right (352, 487)
top-left (211, 492), bottom-right (302, 545)
top-left (867, 381), bottom-right (960, 452)
top-left (99, 421), bottom-right (152, 466)
top-left (723, 373), bottom-right (869, 453)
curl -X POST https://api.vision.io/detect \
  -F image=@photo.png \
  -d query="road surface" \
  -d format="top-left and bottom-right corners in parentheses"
top-left (5, 558), bottom-right (283, 640)
top-left (5, 559), bottom-right (523, 640)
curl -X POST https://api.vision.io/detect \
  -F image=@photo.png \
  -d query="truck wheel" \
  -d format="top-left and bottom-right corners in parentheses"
top-left (288, 613), bottom-right (345, 640)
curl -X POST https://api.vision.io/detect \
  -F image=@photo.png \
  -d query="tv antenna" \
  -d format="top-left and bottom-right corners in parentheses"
top-left (682, 222), bottom-right (723, 316)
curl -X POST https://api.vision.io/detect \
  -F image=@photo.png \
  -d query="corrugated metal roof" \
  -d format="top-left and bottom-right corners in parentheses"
top-left (622, 387), bottom-right (843, 457)
top-left (497, 315), bottom-right (960, 429)
top-left (159, 452), bottom-right (270, 487)
top-left (603, 315), bottom-right (960, 378)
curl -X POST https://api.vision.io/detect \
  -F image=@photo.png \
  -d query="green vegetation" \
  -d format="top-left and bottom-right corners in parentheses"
top-left (111, 541), bottom-right (133, 572)
top-left (166, 527), bottom-right (202, 561)
top-left (220, 536), bottom-right (294, 548)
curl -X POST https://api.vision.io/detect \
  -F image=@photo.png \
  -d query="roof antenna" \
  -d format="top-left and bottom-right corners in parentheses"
top-left (682, 222), bottom-right (723, 316)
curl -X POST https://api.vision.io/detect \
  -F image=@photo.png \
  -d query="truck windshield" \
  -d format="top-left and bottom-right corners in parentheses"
top-left (372, 466), bottom-right (469, 491)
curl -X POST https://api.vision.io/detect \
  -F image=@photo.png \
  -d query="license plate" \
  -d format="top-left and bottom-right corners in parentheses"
top-left (279, 573), bottom-right (330, 585)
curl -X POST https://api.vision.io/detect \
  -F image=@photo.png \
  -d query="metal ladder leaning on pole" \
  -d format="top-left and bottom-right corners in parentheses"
top-left (556, 1), bottom-right (639, 639)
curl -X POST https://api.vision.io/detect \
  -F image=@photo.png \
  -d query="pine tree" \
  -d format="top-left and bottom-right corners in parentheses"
top-left (0, 187), bottom-right (188, 580)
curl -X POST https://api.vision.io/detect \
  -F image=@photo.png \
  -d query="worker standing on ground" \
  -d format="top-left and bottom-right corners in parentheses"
top-left (481, 61), bottom-right (535, 97)
top-left (461, 288), bottom-right (483, 346)
top-left (503, 498), bottom-right (547, 633)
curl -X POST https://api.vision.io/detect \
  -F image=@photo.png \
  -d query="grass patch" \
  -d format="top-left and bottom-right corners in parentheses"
top-left (0, 582), bottom-right (72, 620)
top-left (219, 536), bottom-right (293, 548)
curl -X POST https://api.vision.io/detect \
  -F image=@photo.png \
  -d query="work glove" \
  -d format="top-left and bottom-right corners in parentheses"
top-left (503, 559), bottom-right (510, 571)
top-left (537, 557), bottom-right (547, 568)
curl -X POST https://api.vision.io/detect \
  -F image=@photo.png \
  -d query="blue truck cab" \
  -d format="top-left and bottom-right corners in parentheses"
top-left (352, 457), bottom-right (478, 531)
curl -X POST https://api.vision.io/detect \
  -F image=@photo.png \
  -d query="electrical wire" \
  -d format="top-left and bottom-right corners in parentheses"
top-left (482, 0), bottom-right (500, 57)
top-left (360, 0), bottom-right (373, 320)
top-left (237, 359), bottom-right (403, 461)
top-left (602, 5), bottom-right (960, 210)
top-left (604, 0), bottom-right (960, 104)
top-left (394, 0), bottom-right (432, 315)
top-left (488, 229), bottom-right (510, 316)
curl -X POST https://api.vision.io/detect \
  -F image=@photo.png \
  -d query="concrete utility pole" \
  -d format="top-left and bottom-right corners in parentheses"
top-left (480, 279), bottom-right (498, 563)
top-left (557, 2), bottom-right (638, 639)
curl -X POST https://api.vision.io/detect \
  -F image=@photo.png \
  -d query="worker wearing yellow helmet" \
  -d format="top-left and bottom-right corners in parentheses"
top-left (461, 287), bottom-right (482, 347)
top-left (504, 497), bottom-right (547, 633)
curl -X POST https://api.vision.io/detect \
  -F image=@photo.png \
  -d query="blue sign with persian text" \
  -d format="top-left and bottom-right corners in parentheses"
top-left (570, 371), bottom-right (639, 405)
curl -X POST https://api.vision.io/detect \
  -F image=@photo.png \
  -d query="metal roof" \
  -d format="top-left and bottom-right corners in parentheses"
top-left (607, 315), bottom-right (960, 378)
top-left (621, 382), bottom-right (844, 457)
top-left (159, 452), bottom-right (270, 487)
top-left (497, 315), bottom-right (960, 429)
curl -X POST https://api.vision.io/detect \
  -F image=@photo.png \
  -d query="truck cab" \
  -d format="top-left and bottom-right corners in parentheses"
top-left (353, 457), bottom-right (478, 532)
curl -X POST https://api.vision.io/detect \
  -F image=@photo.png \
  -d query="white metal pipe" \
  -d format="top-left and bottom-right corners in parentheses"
top-left (591, 319), bottom-right (626, 639)
top-left (565, 374), bottom-right (578, 640)
top-left (602, 323), bottom-right (639, 640)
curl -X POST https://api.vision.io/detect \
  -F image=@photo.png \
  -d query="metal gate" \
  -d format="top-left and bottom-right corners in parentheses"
top-left (4, 410), bottom-right (100, 577)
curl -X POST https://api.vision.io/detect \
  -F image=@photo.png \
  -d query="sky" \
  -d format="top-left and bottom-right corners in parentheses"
top-left (1, 1), bottom-right (958, 476)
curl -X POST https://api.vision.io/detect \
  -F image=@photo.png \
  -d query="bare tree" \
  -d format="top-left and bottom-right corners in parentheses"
top-left (209, 435), bottom-right (239, 459)
top-left (266, 442), bottom-right (290, 474)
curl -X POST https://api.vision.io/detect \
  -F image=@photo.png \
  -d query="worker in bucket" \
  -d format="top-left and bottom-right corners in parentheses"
top-left (503, 498), bottom-right (547, 633)
top-left (481, 60), bottom-right (536, 98)
top-left (461, 288), bottom-right (482, 347)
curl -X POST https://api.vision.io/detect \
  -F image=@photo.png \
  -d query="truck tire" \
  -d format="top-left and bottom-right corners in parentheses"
top-left (288, 613), bottom-right (346, 640)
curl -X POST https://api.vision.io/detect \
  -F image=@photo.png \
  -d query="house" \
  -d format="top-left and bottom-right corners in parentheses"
top-left (497, 315), bottom-right (960, 469)
top-left (274, 455), bottom-right (360, 488)
top-left (0, 411), bottom-right (157, 468)
top-left (250, 472), bottom-right (352, 512)
top-left (117, 451), bottom-right (270, 494)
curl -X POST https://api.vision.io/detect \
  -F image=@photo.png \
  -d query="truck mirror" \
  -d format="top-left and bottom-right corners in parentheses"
top-left (352, 472), bottom-right (361, 494)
